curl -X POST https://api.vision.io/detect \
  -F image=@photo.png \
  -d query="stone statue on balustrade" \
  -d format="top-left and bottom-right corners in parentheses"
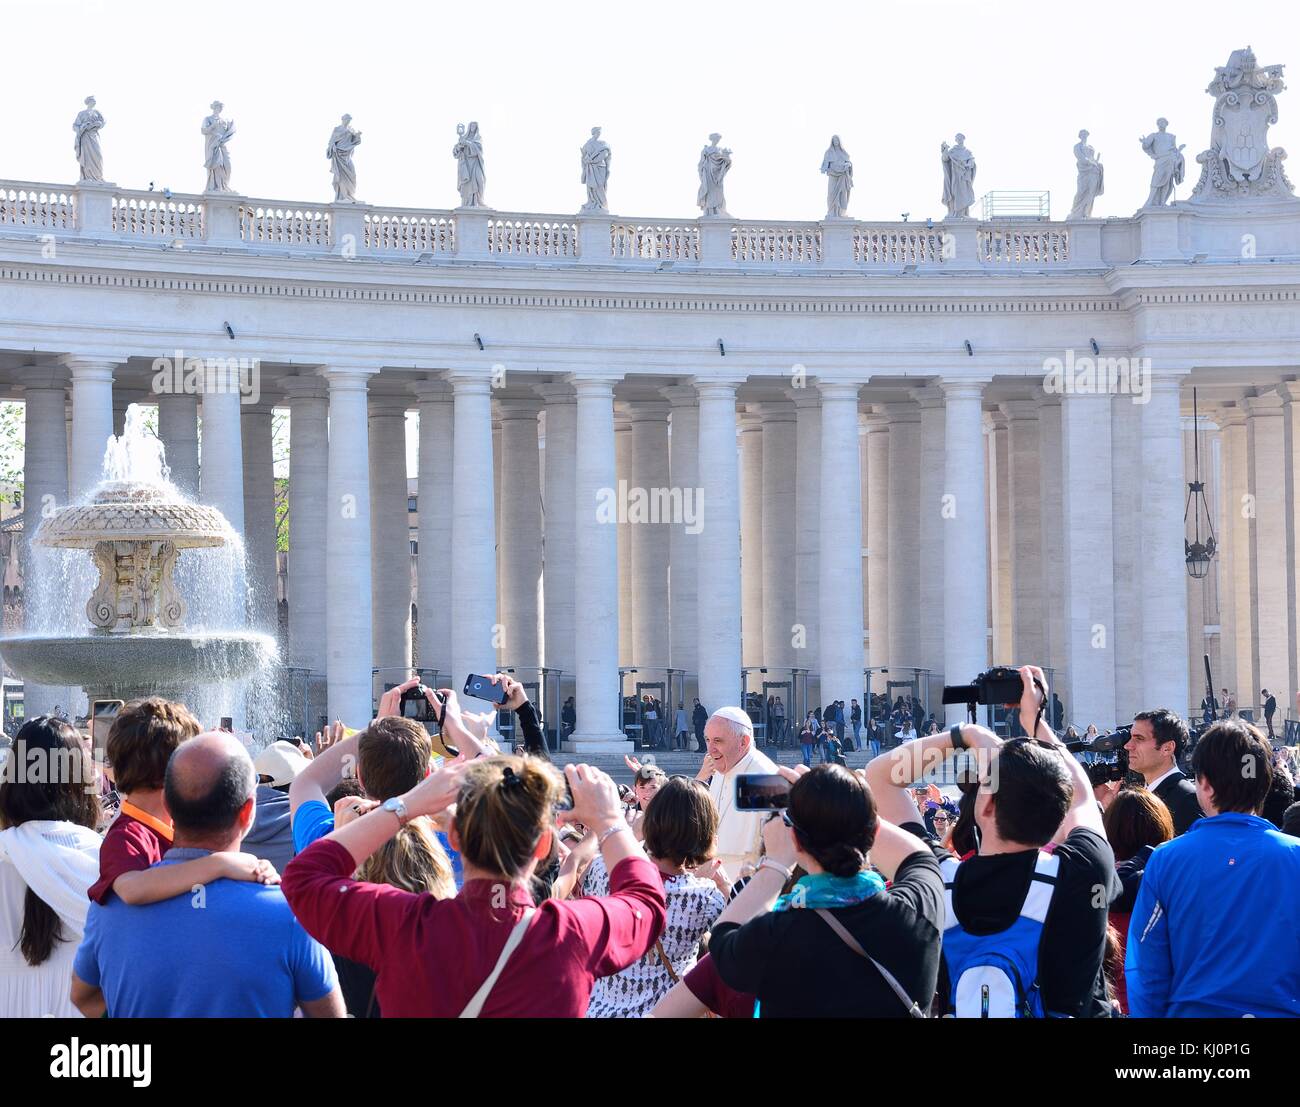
top-left (697, 133), bottom-right (732, 217)
top-left (201, 101), bottom-right (236, 193)
top-left (1068, 129), bottom-right (1104, 219)
top-left (326, 114), bottom-right (362, 203)
top-left (72, 96), bottom-right (105, 183)
top-left (453, 122), bottom-right (486, 208)
top-left (1190, 46), bottom-right (1295, 202)
top-left (580, 127), bottom-right (611, 213)
top-left (940, 134), bottom-right (976, 219)
top-left (1139, 119), bottom-right (1185, 208)
top-left (821, 135), bottom-right (853, 218)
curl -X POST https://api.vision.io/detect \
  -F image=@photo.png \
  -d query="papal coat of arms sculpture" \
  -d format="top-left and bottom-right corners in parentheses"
top-left (1191, 46), bottom-right (1296, 202)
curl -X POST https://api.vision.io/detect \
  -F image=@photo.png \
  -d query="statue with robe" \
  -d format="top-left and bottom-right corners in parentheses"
top-left (1139, 118), bottom-right (1185, 207)
top-left (697, 133), bottom-right (732, 217)
top-left (821, 135), bottom-right (853, 218)
top-left (72, 96), bottom-right (105, 182)
top-left (202, 101), bottom-right (236, 193)
top-left (326, 114), bottom-right (362, 202)
top-left (453, 122), bottom-right (486, 208)
top-left (940, 133), bottom-right (976, 219)
top-left (580, 126), bottom-right (611, 212)
top-left (1068, 129), bottom-right (1104, 219)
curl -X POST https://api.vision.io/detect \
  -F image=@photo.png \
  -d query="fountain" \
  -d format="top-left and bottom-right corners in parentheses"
top-left (0, 409), bottom-right (277, 716)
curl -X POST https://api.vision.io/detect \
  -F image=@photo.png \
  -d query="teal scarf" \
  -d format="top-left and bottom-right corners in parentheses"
top-left (771, 869), bottom-right (885, 912)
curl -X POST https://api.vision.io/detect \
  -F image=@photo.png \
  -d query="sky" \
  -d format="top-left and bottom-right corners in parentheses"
top-left (7, 0), bottom-right (1299, 223)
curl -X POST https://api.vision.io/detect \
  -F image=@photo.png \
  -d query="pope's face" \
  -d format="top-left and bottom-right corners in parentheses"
top-left (705, 719), bottom-right (750, 773)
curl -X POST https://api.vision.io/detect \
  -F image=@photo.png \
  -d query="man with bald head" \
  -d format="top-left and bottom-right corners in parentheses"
top-left (696, 707), bottom-right (779, 878)
top-left (72, 732), bottom-right (343, 1018)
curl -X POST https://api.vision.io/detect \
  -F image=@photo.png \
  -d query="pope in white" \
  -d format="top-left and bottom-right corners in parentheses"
top-left (697, 706), bottom-right (779, 879)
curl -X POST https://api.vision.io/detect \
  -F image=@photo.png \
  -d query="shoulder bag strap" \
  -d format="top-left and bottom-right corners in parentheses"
top-left (459, 908), bottom-right (536, 1019)
top-left (814, 908), bottom-right (926, 1019)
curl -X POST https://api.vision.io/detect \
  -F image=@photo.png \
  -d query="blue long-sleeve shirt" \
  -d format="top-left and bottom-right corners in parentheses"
top-left (1126, 812), bottom-right (1300, 1018)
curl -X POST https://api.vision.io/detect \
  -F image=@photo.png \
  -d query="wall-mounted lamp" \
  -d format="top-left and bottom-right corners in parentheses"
top-left (964, 340), bottom-right (973, 357)
top-left (717, 339), bottom-right (726, 357)
top-left (474, 333), bottom-right (484, 351)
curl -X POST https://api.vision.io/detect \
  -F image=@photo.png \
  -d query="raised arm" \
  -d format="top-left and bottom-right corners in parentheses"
top-left (112, 852), bottom-right (277, 905)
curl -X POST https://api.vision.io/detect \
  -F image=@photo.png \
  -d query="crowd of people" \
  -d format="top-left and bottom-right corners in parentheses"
top-left (1, 664), bottom-right (1298, 1018)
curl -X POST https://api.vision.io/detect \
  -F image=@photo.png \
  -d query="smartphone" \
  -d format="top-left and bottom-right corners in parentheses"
top-left (219, 717), bottom-right (234, 732)
top-left (90, 699), bottom-right (123, 755)
top-left (734, 773), bottom-right (791, 811)
top-left (464, 674), bottom-right (508, 706)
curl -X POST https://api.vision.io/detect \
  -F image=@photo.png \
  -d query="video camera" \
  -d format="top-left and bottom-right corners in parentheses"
top-left (942, 667), bottom-right (1026, 712)
top-left (1064, 725), bottom-right (1131, 786)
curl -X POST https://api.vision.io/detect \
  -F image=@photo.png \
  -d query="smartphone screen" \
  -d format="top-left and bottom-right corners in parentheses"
top-left (90, 699), bottom-right (124, 754)
top-left (463, 674), bottom-right (507, 705)
top-left (734, 773), bottom-right (791, 811)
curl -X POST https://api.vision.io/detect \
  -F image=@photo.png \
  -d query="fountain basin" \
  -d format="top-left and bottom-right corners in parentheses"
top-left (0, 631), bottom-right (276, 692)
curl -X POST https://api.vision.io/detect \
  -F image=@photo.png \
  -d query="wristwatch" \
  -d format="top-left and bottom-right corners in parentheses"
top-left (380, 796), bottom-right (411, 828)
top-left (950, 724), bottom-right (968, 751)
top-left (757, 857), bottom-right (793, 881)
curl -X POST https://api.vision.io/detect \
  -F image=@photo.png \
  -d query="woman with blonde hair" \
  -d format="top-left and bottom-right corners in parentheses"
top-left (283, 739), bottom-right (665, 1018)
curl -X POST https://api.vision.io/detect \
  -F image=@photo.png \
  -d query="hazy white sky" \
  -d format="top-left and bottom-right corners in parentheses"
top-left (8, 0), bottom-right (1299, 222)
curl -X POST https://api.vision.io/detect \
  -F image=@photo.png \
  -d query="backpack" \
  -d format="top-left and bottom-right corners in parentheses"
top-left (938, 850), bottom-right (1060, 1018)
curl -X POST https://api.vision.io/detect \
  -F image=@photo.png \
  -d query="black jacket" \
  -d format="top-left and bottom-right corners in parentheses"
top-left (1153, 770), bottom-right (1203, 836)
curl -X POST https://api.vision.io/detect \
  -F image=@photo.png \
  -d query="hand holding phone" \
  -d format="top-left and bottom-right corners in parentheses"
top-left (464, 674), bottom-right (509, 706)
top-left (734, 773), bottom-right (791, 811)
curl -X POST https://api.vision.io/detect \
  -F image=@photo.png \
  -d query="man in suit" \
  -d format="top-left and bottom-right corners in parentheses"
top-left (1262, 688), bottom-right (1278, 740)
top-left (1125, 708), bottom-right (1202, 835)
top-left (692, 698), bottom-right (709, 752)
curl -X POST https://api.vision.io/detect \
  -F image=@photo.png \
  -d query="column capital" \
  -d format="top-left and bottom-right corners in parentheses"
top-left (1242, 391), bottom-right (1285, 416)
top-left (879, 400), bottom-right (921, 422)
top-left (815, 379), bottom-right (863, 403)
top-left (860, 411), bottom-right (889, 432)
top-left (368, 393), bottom-right (411, 418)
top-left (622, 400), bottom-right (671, 423)
top-left (938, 377), bottom-right (991, 401)
top-left (13, 364), bottom-right (68, 393)
top-left (411, 377), bottom-right (454, 404)
top-left (1145, 368), bottom-right (1188, 394)
top-left (1277, 381), bottom-right (1300, 406)
top-left (564, 372), bottom-right (623, 396)
top-left (1214, 403), bottom-right (1246, 428)
top-left (322, 367), bottom-right (378, 393)
top-left (999, 399), bottom-right (1042, 422)
top-left (495, 396), bottom-right (544, 420)
top-left (281, 373), bottom-right (330, 403)
top-left (239, 395), bottom-right (280, 416)
top-left (755, 399), bottom-right (797, 422)
top-left (1035, 391), bottom-right (1063, 409)
top-left (910, 387), bottom-right (945, 410)
top-left (59, 354), bottom-right (120, 381)
top-left (786, 386), bottom-right (821, 408)
top-left (690, 376), bottom-right (744, 399)
top-left (533, 382), bottom-right (576, 405)
top-left (659, 384), bottom-right (698, 407)
top-left (443, 369), bottom-right (495, 394)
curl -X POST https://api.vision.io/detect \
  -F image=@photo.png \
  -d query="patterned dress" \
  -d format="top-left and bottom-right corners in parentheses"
top-left (582, 855), bottom-right (725, 1018)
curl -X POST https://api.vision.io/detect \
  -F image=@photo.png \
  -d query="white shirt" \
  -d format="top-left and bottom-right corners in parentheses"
top-left (707, 743), bottom-right (780, 876)
top-left (1147, 764), bottom-right (1182, 793)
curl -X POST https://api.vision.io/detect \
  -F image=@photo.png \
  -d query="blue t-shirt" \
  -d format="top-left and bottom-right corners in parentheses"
top-left (292, 798), bottom-right (464, 888)
top-left (73, 848), bottom-right (337, 1018)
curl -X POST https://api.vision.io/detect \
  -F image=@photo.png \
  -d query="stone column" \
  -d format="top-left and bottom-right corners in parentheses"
top-left (864, 412), bottom-right (890, 669)
top-left (569, 375), bottom-right (625, 748)
top-left (1218, 404), bottom-right (1255, 704)
top-left (324, 368), bottom-right (375, 725)
top-left (1244, 392), bottom-right (1288, 714)
top-left (1214, 413), bottom-right (1238, 710)
top-left (447, 372), bottom-right (498, 699)
top-left (537, 384), bottom-right (577, 685)
top-left (614, 409), bottom-right (633, 666)
top-left (1001, 400), bottom-right (1046, 665)
top-left (493, 420), bottom-right (503, 667)
top-left (369, 395), bottom-right (413, 687)
top-left (1141, 374), bottom-right (1190, 715)
top-left (1061, 393), bottom-right (1116, 730)
top-left (628, 401), bottom-right (671, 668)
top-left (1037, 396), bottom-right (1067, 696)
top-left (157, 393), bottom-right (200, 499)
top-left (739, 408), bottom-right (765, 668)
top-left (283, 375), bottom-right (329, 683)
top-left (1111, 392), bottom-right (1143, 723)
top-left (412, 381), bottom-right (455, 679)
top-left (498, 398), bottom-right (543, 669)
top-left (1279, 382), bottom-right (1300, 712)
top-left (941, 380), bottom-right (989, 722)
top-left (19, 373), bottom-right (72, 718)
top-left (987, 412), bottom-right (1013, 661)
top-left (916, 389), bottom-right (946, 703)
top-left (792, 390), bottom-right (822, 694)
top-left (199, 375), bottom-right (245, 538)
top-left (885, 401), bottom-right (921, 667)
top-left (241, 398), bottom-right (279, 636)
top-left (61, 355), bottom-right (117, 501)
top-left (662, 386), bottom-right (701, 690)
top-left (818, 382), bottom-right (865, 709)
top-left (760, 401), bottom-right (797, 671)
top-left (859, 415), bottom-right (869, 672)
top-left (695, 378), bottom-right (744, 712)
